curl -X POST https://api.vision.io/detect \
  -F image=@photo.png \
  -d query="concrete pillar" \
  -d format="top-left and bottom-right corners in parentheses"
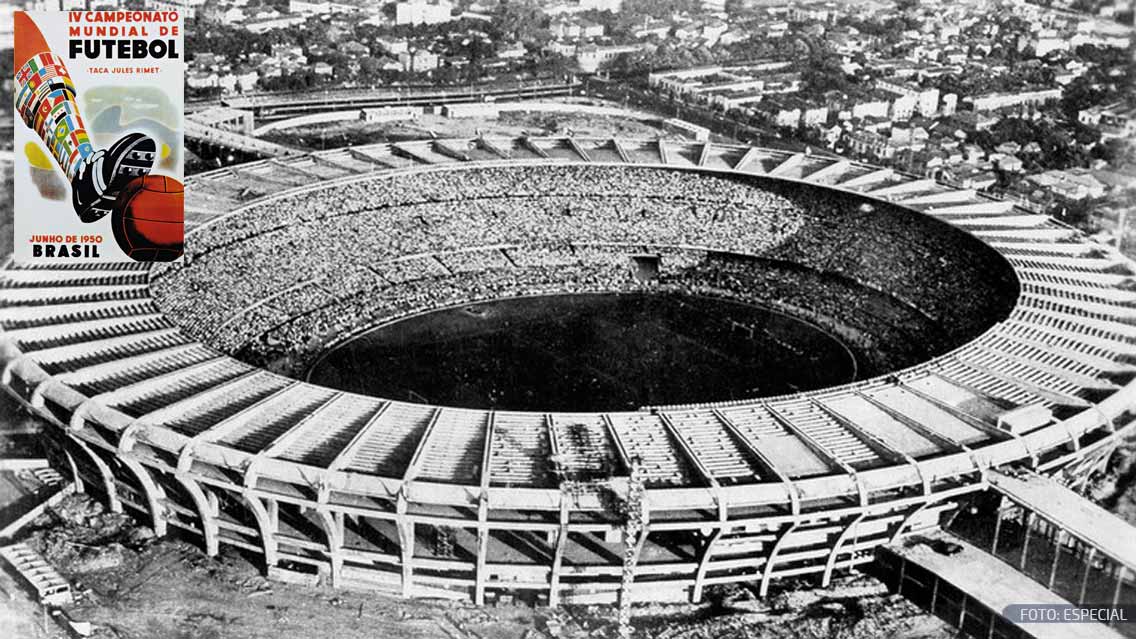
top-left (396, 493), bottom-right (414, 597)
top-left (71, 438), bottom-right (121, 514)
top-left (175, 475), bottom-right (219, 556)
top-left (120, 457), bottom-right (167, 537)
top-left (243, 493), bottom-right (279, 568)
top-left (315, 508), bottom-right (343, 588)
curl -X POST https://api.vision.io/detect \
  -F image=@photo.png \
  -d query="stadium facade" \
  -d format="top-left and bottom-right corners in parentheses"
top-left (1, 137), bottom-right (1134, 606)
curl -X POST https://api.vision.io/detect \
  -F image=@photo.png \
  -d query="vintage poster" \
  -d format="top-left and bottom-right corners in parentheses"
top-left (12, 9), bottom-right (184, 262)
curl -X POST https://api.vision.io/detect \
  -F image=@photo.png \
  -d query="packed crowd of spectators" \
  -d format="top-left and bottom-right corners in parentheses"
top-left (178, 164), bottom-right (808, 262)
top-left (150, 164), bottom-right (1017, 377)
top-left (236, 256), bottom-right (641, 374)
top-left (679, 254), bottom-right (953, 375)
top-left (153, 165), bottom-right (807, 339)
top-left (218, 244), bottom-right (953, 379)
top-left (754, 183), bottom-right (1019, 342)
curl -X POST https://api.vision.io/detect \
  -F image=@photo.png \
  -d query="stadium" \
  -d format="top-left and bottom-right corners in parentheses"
top-left (1, 136), bottom-right (1134, 607)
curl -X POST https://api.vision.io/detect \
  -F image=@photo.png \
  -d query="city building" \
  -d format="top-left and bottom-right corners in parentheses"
top-left (1027, 169), bottom-right (1108, 200)
top-left (963, 88), bottom-right (1062, 112)
top-left (647, 63), bottom-right (796, 110)
top-left (289, 0), bottom-right (355, 15)
top-left (849, 98), bottom-right (890, 120)
top-left (632, 21), bottom-right (672, 40)
top-left (245, 15), bottom-right (307, 34)
top-left (755, 98), bottom-right (802, 129)
top-left (150, 0), bottom-right (206, 20)
top-left (1079, 102), bottom-right (1136, 140)
top-left (575, 44), bottom-right (648, 73)
top-left (442, 103), bottom-right (501, 118)
top-left (943, 164), bottom-right (997, 190)
top-left (843, 128), bottom-right (895, 160)
top-left (877, 79), bottom-right (941, 118)
top-left (550, 17), bottom-right (605, 40)
top-left (376, 37), bottom-right (411, 56)
top-left (360, 106), bottom-right (423, 122)
top-left (395, 0), bottom-right (454, 26)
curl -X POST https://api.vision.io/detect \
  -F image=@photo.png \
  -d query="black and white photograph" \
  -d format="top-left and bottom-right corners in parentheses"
top-left (0, 0), bottom-right (1134, 637)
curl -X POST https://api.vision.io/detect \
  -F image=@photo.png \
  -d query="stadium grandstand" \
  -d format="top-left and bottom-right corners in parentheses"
top-left (1, 137), bottom-right (1135, 608)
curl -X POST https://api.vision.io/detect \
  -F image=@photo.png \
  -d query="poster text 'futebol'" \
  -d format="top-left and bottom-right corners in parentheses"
top-left (69, 38), bottom-right (179, 59)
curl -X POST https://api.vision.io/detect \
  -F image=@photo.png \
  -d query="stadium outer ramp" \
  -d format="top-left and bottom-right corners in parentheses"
top-left (1, 137), bottom-right (1135, 607)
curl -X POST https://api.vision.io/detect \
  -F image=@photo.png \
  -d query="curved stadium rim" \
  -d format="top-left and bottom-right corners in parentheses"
top-left (1, 138), bottom-right (1133, 604)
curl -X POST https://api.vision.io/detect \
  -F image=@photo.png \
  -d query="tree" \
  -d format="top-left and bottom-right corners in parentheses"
top-left (608, 48), bottom-right (674, 76)
top-left (432, 64), bottom-right (461, 85)
top-left (799, 50), bottom-right (851, 98)
top-left (188, 85), bottom-right (224, 100)
top-left (719, 34), bottom-right (785, 61)
top-left (579, 9), bottom-right (621, 37)
top-left (359, 56), bottom-right (384, 83)
top-left (971, 117), bottom-right (1093, 172)
top-left (1074, 43), bottom-right (1130, 68)
top-left (620, 0), bottom-right (701, 20)
top-left (1092, 138), bottom-right (1136, 166)
top-left (529, 52), bottom-right (575, 80)
top-left (1055, 197), bottom-right (1095, 230)
top-left (1060, 71), bottom-right (1112, 120)
top-left (185, 22), bottom-right (275, 62)
top-left (260, 69), bottom-right (318, 92)
top-left (493, 1), bottom-right (547, 42)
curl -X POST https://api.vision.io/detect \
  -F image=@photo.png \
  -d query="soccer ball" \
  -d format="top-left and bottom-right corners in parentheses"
top-left (111, 175), bottom-right (184, 262)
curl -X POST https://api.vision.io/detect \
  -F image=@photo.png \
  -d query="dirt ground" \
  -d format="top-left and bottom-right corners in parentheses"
top-left (0, 492), bottom-right (956, 639)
